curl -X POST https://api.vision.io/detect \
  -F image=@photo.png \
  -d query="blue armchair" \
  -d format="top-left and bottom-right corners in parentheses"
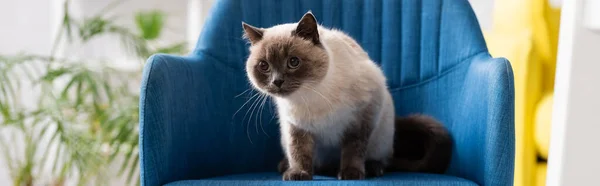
top-left (139, 0), bottom-right (515, 185)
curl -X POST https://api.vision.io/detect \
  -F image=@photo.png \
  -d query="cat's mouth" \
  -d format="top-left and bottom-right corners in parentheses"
top-left (266, 88), bottom-right (293, 96)
top-left (265, 86), bottom-right (299, 97)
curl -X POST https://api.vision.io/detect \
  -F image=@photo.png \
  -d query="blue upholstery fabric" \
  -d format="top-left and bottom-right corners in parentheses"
top-left (139, 0), bottom-right (515, 186)
top-left (165, 172), bottom-right (478, 186)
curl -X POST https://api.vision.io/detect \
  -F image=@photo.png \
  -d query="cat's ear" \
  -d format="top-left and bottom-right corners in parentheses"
top-left (295, 11), bottom-right (320, 45)
top-left (242, 22), bottom-right (264, 44)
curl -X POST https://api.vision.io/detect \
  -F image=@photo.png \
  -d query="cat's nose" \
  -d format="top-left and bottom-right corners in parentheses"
top-left (273, 79), bottom-right (284, 88)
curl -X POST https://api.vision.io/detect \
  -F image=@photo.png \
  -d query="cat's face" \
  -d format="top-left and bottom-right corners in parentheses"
top-left (243, 12), bottom-right (328, 97)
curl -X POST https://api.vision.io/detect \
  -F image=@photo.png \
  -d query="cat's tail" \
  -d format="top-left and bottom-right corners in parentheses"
top-left (388, 115), bottom-right (453, 174)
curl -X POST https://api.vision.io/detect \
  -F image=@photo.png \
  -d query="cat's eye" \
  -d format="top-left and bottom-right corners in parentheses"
top-left (288, 57), bottom-right (301, 69)
top-left (257, 61), bottom-right (270, 72)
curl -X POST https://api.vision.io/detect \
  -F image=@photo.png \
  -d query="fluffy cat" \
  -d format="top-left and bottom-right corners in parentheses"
top-left (242, 12), bottom-right (452, 181)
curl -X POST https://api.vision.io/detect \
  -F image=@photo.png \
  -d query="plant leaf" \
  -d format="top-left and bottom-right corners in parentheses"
top-left (118, 144), bottom-right (134, 176)
top-left (0, 71), bottom-right (18, 108)
top-left (102, 79), bottom-right (114, 104)
top-left (75, 77), bottom-right (84, 108)
top-left (17, 62), bottom-right (38, 82)
top-left (40, 122), bottom-right (59, 169)
top-left (79, 17), bottom-right (109, 42)
top-left (135, 10), bottom-right (164, 40)
top-left (154, 42), bottom-right (187, 54)
top-left (0, 133), bottom-right (15, 173)
top-left (63, 0), bottom-right (73, 42)
top-left (52, 139), bottom-right (64, 174)
top-left (126, 155), bottom-right (139, 184)
top-left (41, 67), bottom-right (71, 82)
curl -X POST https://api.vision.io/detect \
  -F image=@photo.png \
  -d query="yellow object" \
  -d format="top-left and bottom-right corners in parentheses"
top-left (483, 0), bottom-right (560, 186)
top-left (535, 93), bottom-right (553, 159)
top-left (537, 163), bottom-right (548, 186)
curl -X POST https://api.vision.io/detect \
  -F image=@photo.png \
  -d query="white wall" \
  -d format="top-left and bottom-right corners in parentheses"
top-left (547, 0), bottom-right (600, 185)
top-left (0, 0), bottom-right (54, 55)
top-left (469, 0), bottom-right (494, 30)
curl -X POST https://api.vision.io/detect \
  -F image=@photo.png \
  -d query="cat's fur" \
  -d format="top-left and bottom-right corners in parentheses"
top-left (242, 12), bottom-right (452, 181)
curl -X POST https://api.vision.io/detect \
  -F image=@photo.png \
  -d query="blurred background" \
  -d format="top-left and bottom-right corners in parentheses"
top-left (0, 0), bottom-right (213, 185)
top-left (0, 0), bottom-right (595, 185)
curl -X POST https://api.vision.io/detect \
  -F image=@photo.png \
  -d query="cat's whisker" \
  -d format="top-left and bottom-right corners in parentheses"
top-left (244, 92), bottom-right (264, 144)
top-left (258, 94), bottom-right (270, 137)
top-left (232, 92), bottom-right (261, 120)
top-left (268, 102), bottom-right (277, 124)
top-left (302, 85), bottom-right (335, 124)
top-left (254, 93), bottom-right (266, 135)
top-left (243, 93), bottom-right (261, 124)
top-left (248, 93), bottom-right (264, 137)
top-left (235, 88), bottom-right (253, 98)
top-left (301, 95), bottom-right (311, 121)
top-left (303, 85), bottom-right (334, 111)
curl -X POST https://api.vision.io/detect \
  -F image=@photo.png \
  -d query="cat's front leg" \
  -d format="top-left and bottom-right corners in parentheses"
top-left (338, 113), bottom-right (374, 180)
top-left (282, 123), bottom-right (315, 181)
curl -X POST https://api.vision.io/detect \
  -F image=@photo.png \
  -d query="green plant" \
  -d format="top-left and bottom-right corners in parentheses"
top-left (0, 0), bottom-right (186, 185)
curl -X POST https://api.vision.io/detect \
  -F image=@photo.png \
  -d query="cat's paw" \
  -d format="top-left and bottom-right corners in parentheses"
top-left (277, 158), bottom-right (289, 174)
top-left (337, 167), bottom-right (365, 180)
top-left (283, 169), bottom-right (312, 181)
top-left (365, 160), bottom-right (385, 177)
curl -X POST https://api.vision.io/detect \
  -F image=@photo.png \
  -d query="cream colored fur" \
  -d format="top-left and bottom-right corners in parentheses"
top-left (260, 23), bottom-right (395, 168)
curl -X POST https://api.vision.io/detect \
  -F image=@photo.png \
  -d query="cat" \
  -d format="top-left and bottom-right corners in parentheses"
top-left (242, 11), bottom-right (452, 181)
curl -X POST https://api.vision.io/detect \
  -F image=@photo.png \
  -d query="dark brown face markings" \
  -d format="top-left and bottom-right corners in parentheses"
top-left (243, 11), bottom-right (328, 97)
top-left (282, 123), bottom-right (315, 181)
top-left (294, 12), bottom-right (320, 45)
top-left (337, 103), bottom-right (376, 180)
top-left (245, 34), bottom-right (328, 96)
top-left (242, 22), bottom-right (264, 44)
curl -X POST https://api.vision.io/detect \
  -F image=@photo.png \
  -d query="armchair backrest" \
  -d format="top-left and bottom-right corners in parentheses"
top-left (195, 0), bottom-right (487, 90)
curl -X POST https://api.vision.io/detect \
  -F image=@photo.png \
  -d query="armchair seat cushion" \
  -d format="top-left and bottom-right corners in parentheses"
top-left (165, 172), bottom-right (478, 186)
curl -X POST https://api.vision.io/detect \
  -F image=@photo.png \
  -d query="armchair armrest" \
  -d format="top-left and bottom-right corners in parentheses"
top-left (451, 56), bottom-right (515, 186)
top-left (139, 53), bottom-right (281, 186)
